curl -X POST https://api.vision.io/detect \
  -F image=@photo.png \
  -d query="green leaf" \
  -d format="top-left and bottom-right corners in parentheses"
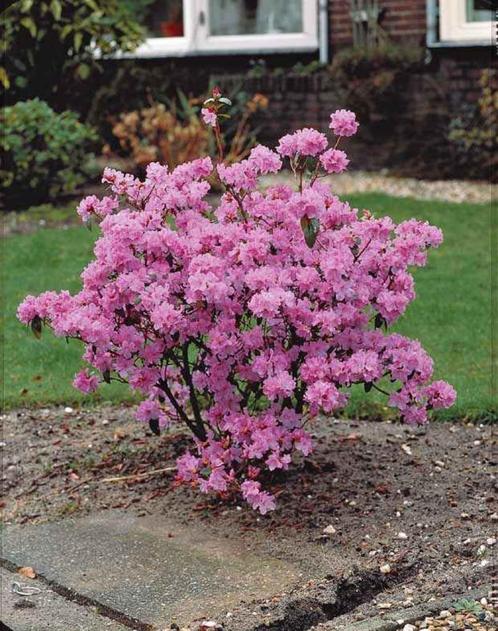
top-left (374, 313), bottom-right (386, 329)
top-left (300, 216), bottom-right (320, 248)
top-left (50, 0), bottom-right (62, 20)
top-left (149, 418), bottom-right (160, 436)
top-left (73, 32), bottom-right (83, 52)
top-left (20, 17), bottom-right (37, 37)
top-left (76, 63), bottom-right (91, 80)
top-left (31, 315), bottom-right (42, 339)
top-left (0, 67), bottom-right (10, 89)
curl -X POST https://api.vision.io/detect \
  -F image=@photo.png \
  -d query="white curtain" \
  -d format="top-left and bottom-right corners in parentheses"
top-left (256, 0), bottom-right (302, 33)
top-left (209, 0), bottom-right (302, 35)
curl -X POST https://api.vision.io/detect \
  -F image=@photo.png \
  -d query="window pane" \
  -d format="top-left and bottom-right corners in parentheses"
top-left (208, 0), bottom-right (303, 35)
top-left (128, 0), bottom-right (185, 37)
top-left (466, 0), bottom-right (493, 22)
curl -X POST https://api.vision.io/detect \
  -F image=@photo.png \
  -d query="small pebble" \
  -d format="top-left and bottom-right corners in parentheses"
top-left (398, 531), bottom-right (408, 539)
top-left (380, 563), bottom-right (391, 574)
top-left (323, 525), bottom-right (337, 536)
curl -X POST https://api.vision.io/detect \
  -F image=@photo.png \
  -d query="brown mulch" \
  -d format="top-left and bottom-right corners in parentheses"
top-left (1, 406), bottom-right (496, 627)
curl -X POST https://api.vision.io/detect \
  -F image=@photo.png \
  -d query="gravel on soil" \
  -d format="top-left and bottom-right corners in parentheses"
top-left (1, 406), bottom-right (496, 630)
top-left (261, 171), bottom-right (496, 205)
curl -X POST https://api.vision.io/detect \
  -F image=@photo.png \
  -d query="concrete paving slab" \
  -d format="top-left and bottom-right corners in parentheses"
top-left (1, 511), bottom-right (299, 628)
top-left (1, 567), bottom-right (128, 631)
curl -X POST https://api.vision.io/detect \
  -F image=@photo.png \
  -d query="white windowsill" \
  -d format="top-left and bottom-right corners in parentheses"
top-left (438, 0), bottom-right (493, 46)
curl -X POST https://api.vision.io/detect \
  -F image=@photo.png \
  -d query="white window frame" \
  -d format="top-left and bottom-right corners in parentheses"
top-left (439, 0), bottom-right (493, 45)
top-left (130, 0), bottom-right (196, 58)
top-left (128, 0), bottom-right (318, 58)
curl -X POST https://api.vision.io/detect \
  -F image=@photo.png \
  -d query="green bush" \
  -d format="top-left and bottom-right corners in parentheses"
top-left (448, 69), bottom-right (498, 182)
top-left (0, 99), bottom-right (97, 208)
top-left (1, 0), bottom-right (144, 108)
top-left (328, 43), bottom-right (425, 125)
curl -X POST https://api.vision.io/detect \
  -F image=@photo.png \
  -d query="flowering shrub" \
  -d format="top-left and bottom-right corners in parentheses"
top-left (18, 92), bottom-right (455, 513)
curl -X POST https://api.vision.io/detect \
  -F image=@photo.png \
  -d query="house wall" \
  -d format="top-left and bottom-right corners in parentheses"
top-left (237, 0), bottom-right (492, 177)
top-left (94, 1), bottom-right (493, 179)
top-left (329, 0), bottom-right (427, 49)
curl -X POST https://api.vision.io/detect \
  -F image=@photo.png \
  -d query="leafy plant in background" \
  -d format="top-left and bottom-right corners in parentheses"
top-left (0, 99), bottom-right (97, 208)
top-left (1, 0), bottom-right (143, 106)
top-left (120, 0), bottom-right (157, 25)
top-left (18, 95), bottom-right (456, 513)
top-left (448, 69), bottom-right (498, 182)
top-left (329, 43), bottom-right (424, 125)
top-left (109, 91), bottom-right (269, 174)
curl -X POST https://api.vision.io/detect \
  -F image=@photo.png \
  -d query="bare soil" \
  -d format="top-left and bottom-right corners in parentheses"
top-left (1, 406), bottom-right (496, 629)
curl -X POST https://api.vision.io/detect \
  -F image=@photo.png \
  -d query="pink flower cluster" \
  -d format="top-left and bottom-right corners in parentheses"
top-left (18, 108), bottom-right (455, 513)
top-left (201, 107), bottom-right (217, 128)
top-left (329, 109), bottom-right (359, 137)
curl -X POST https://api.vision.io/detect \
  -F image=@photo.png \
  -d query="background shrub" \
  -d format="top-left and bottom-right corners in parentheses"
top-left (0, 99), bottom-right (97, 208)
top-left (329, 43), bottom-right (425, 131)
top-left (108, 90), bottom-right (269, 174)
top-left (1, 0), bottom-right (143, 109)
top-left (448, 69), bottom-right (498, 182)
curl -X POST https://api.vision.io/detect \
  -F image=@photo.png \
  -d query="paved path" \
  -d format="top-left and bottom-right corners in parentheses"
top-left (2, 511), bottom-right (298, 629)
top-left (1, 567), bottom-right (129, 631)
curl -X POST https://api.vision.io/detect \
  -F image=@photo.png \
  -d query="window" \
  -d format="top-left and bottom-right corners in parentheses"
top-left (130, 0), bottom-right (318, 57)
top-left (439, 0), bottom-right (493, 45)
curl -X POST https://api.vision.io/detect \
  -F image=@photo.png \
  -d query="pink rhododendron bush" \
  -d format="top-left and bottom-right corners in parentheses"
top-left (18, 93), bottom-right (456, 514)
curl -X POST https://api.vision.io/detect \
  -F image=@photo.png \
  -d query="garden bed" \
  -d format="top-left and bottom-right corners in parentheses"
top-left (2, 405), bottom-right (495, 629)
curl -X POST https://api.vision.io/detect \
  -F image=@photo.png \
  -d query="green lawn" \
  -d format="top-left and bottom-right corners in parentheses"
top-left (3, 193), bottom-right (496, 420)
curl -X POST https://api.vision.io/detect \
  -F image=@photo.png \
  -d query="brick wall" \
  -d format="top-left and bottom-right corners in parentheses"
top-left (329, 0), bottom-right (427, 51)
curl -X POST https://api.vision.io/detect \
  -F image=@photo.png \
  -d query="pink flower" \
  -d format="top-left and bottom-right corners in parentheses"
top-left (241, 480), bottom-right (276, 515)
top-left (263, 371), bottom-right (295, 399)
top-left (277, 128), bottom-right (328, 158)
top-left (17, 295), bottom-right (38, 324)
top-left (201, 107), bottom-right (217, 127)
top-left (320, 148), bottom-right (350, 173)
top-left (329, 109), bottom-right (359, 137)
top-left (425, 381), bottom-right (457, 409)
top-left (73, 370), bottom-right (99, 394)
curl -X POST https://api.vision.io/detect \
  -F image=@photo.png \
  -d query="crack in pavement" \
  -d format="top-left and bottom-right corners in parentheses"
top-left (1, 558), bottom-right (152, 631)
top-left (249, 565), bottom-right (418, 631)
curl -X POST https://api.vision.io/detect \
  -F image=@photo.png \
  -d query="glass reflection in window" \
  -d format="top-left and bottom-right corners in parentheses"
top-left (209, 0), bottom-right (303, 35)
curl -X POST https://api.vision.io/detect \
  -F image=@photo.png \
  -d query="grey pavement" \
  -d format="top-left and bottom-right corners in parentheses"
top-left (1, 511), bottom-right (298, 629)
top-left (1, 567), bottom-right (128, 631)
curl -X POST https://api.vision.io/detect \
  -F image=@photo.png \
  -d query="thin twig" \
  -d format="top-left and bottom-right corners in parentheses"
top-left (100, 467), bottom-right (176, 484)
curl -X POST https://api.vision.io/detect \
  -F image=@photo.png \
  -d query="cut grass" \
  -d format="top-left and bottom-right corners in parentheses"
top-left (2, 193), bottom-right (495, 420)
top-left (3, 224), bottom-right (137, 408)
